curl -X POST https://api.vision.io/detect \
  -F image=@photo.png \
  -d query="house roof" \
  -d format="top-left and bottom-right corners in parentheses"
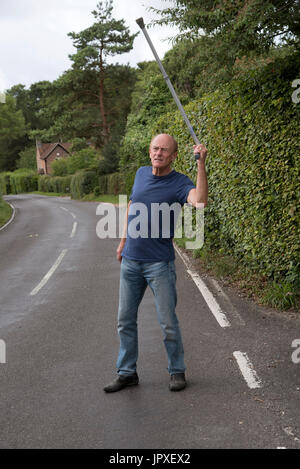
top-left (38, 142), bottom-right (72, 160)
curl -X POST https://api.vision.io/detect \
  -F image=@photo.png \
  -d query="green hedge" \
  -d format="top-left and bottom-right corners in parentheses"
top-left (38, 175), bottom-right (72, 194)
top-left (96, 171), bottom-right (135, 196)
top-left (151, 54), bottom-right (300, 281)
top-left (0, 173), bottom-right (11, 195)
top-left (0, 170), bottom-right (38, 194)
top-left (70, 170), bottom-right (98, 199)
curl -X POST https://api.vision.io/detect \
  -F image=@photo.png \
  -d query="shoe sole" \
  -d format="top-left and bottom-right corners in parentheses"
top-left (169, 383), bottom-right (186, 392)
top-left (104, 381), bottom-right (139, 393)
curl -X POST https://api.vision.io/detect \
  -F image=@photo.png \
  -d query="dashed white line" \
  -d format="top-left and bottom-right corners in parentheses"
top-left (70, 221), bottom-right (77, 238)
top-left (30, 249), bottom-right (68, 296)
top-left (233, 351), bottom-right (263, 389)
top-left (60, 206), bottom-right (76, 219)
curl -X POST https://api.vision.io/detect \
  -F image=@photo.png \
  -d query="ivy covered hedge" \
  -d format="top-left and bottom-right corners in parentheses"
top-left (121, 53), bottom-right (300, 282)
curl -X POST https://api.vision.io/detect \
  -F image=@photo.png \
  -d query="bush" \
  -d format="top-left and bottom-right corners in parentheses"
top-left (51, 158), bottom-right (69, 176)
top-left (67, 148), bottom-right (99, 174)
top-left (38, 175), bottom-right (72, 193)
top-left (7, 169), bottom-right (38, 194)
top-left (70, 170), bottom-right (98, 199)
top-left (0, 172), bottom-right (12, 195)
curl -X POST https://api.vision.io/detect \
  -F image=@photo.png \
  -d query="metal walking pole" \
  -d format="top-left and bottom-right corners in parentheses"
top-left (136, 17), bottom-right (200, 160)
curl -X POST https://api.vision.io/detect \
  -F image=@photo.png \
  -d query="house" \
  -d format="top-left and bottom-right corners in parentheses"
top-left (36, 141), bottom-right (72, 175)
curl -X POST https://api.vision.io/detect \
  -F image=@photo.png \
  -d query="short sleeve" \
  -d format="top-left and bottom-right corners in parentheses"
top-left (176, 174), bottom-right (195, 206)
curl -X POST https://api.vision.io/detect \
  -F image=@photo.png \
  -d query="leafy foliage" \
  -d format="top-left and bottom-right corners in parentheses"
top-left (51, 147), bottom-right (99, 176)
top-left (149, 53), bottom-right (299, 281)
top-left (151, 1), bottom-right (300, 51)
top-left (0, 95), bottom-right (27, 171)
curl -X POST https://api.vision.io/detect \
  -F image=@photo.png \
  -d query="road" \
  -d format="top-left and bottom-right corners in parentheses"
top-left (0, 194), bottom-right (299, 449)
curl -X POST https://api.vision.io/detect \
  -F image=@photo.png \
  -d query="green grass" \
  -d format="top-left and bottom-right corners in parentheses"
top-left (174, 239), bottom-right (299, 312)
top-left (29, 191), bottom-right (70, 197)
top-left (81, 194), bottom-right (124, 204)
top-left (0, 198), bottom-right (13, 228)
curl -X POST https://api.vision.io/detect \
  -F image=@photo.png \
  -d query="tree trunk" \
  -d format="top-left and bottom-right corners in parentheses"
top-left (99, 45), bottom-right (109, 143)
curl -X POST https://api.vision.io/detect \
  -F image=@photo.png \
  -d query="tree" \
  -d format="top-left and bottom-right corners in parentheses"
top-left (151, 1), bottom-right (300, 53)
top-left (29, 64), bottom-right (136, 156)
top-left (68, 0), bottom-right (138, 143)
top-left (149, 0), bottom-right (300, 97)
top-left (0, 95), bottom-right (26, 171)
top-left (8, 81), bottom-right (54, 132)
top-left (16, 145), bottom-right (36, 170)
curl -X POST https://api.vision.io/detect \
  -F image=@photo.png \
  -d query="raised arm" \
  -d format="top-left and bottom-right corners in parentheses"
top-left (187, 144), bottom-right (208, 207)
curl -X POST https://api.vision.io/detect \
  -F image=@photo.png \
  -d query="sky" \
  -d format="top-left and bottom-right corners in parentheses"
top-left (0, 0), bottom-right (179, 91)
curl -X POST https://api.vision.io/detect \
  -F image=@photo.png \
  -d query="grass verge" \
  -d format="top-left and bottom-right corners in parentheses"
top-left (80, 194), bottom-right (122, 204)
top-left (175, 238), bottom-right (300, 313)
top-left (0, 198), bottom-right (13, 228)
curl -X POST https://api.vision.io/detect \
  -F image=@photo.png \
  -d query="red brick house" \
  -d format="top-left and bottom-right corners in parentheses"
top-left (36, 141), bottom-right (72, 175)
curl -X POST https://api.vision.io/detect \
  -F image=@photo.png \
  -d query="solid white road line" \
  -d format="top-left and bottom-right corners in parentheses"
top-left (233, 351), bottom-right (262, 389)
top-left (30, 249), bottom-right (68, 296)
top-left (187, 269), bottom-right (231, 328)
top-left (0, 202), bottom-right (16, 232)
top-left (174, 244), bottom-right (231, 328)
top-left (70, 222), bottom-right (77, 238)
top-left (210, 277), bottom-right (246, 326)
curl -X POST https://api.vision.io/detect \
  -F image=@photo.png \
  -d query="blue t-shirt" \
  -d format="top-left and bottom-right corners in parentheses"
top-left (122, 166), bottom-right (195, 262)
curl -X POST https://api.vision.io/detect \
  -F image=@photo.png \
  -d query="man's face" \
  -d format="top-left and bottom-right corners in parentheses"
top-left (149, 135), bottom-right (177, 170)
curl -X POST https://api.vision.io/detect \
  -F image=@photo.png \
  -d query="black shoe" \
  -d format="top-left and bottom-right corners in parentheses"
top-left (169, 373), bottom-right (187, 392)
top-left (104, 373), bottom-right (139, 393)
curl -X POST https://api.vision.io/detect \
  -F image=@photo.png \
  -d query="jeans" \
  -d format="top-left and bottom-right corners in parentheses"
top-left (117, 257), bottom-right (186, 376)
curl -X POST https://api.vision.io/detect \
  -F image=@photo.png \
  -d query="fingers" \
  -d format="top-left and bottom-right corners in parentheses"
top-left (193, 144), bottom-right (207, 154)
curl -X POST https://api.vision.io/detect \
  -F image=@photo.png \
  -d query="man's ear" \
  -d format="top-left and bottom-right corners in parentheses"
top-left (172, 152), bottom-right (177, 162)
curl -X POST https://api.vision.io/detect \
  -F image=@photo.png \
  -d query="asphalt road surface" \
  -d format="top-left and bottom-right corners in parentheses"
top-left (0, 194), bottom-right (299, 449)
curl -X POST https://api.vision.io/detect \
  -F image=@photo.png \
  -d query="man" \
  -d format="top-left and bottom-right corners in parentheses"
top-left (104, 134), bottom-right (208, 393)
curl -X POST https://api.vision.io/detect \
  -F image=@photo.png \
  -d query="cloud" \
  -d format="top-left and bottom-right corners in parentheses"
top-left (0, 0), bottom-right (178, 90)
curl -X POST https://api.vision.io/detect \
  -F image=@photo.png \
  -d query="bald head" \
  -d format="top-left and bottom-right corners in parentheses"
top-left (150, 134), bottom-right (178, 154)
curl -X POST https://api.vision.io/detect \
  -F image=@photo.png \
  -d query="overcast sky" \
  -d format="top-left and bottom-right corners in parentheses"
top-left (0, 0), bottom-right (179, 91)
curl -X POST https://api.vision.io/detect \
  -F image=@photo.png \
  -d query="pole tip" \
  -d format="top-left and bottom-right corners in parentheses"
top-left (136, 17), bottom-right (145, 29)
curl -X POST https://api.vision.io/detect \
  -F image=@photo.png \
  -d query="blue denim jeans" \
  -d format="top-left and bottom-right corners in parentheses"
top-left (117, 257), bottom-right (186, 376)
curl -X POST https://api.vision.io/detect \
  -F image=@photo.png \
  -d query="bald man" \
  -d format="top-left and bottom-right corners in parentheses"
top-left (104, 134), bottom-right (208, 393)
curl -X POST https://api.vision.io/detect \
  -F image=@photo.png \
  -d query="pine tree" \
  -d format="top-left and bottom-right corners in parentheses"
top-left (68, 0), bottom-right (138, 143)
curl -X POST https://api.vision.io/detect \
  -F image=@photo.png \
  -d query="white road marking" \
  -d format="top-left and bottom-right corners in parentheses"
top-left (0, 201), bottom-right (16, 231)
top-left (30, 249), bottom-right (68, 296)
top-left (187, 269), bottom-right (231, 328)
top-left (60, 207), bottom-right (76, 219)
top-left (233, 351), bottom-right (262, 389)
top-left (174, 244), bottom-right (231, 328)
top-left (70, 222), bottom-right (77, 238)
top-left (210, 277), bottom-right (246, 326)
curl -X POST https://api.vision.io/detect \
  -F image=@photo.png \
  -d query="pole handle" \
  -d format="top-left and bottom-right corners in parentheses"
top-left (136, 17), bottom-right (145, 29)
top-left (195, 153), bottom-right (200, 161)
